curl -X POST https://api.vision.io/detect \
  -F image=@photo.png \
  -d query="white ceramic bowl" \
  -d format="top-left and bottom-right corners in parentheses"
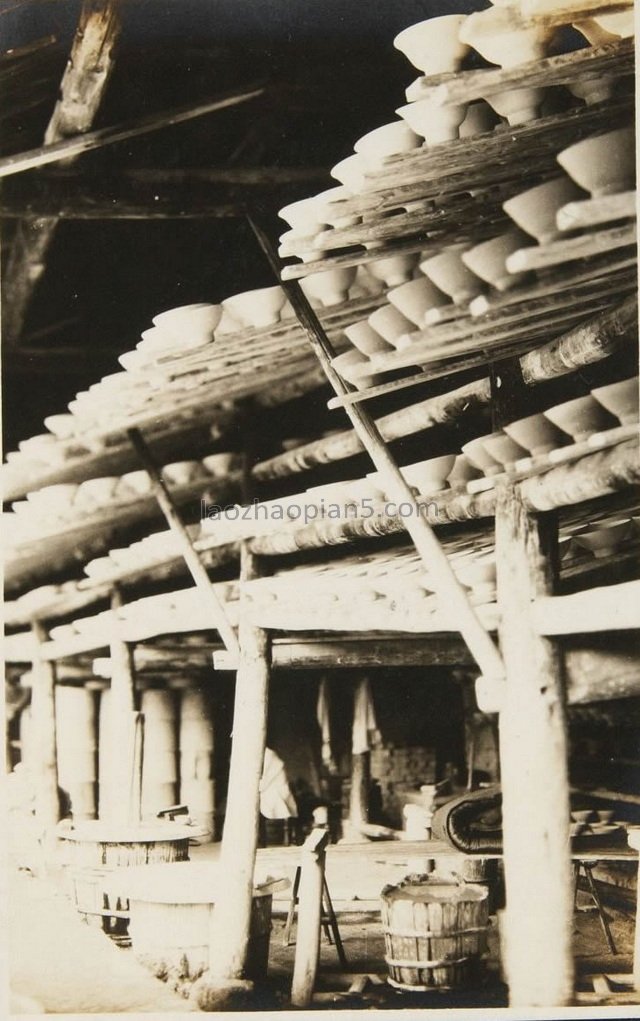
top-left (503, 176), bottom-right (584, 244)
top-left (368, 305), bottom-right (415, 347)
top-left (19, 434), bottom-right (60, 455)
top-left (43, 414), bottom-right (78, 439)
top-left (344, 320), bottom-right (394, 356)
top-left (401, 455), bottom-right (457, 493)
top-left (394, 15), bottom-right (470, 75)
top-left (461, 436), bottom-right (503, 476)
top-left (573, 519), bottom-right (633, 559)
top-left (543, 395), bottom-right (614, 441)
top-left (462, 230), bottom-right (529, 291)
top-left (481, 432), bottom-right (528, 469)
top-left (591, 377), bottom-right (639, 426)
top-left (116, 470), bottom-right (152, 499)
top-left (420, 244), bottom-right (483, 304)
top-left (161, 461), bottom-right (203, 487)
top-left (26, 483), bottom-right (79, 513)
top-left (138, 326), bottom-right (178, 353)
top-left (387, 277), bottom-right (448, 326)
top-left (278, 198), bottom-right (326, 236)
top-left (201, 452), bottom-right (239, 476)
top-left (354, 120), bottom-right (420, 170)
top-left (300, 266), bottom-right (357, 307)
top-left (368, 253), bottom-right (419, 288)
top-left (446, 454), bottom-right (483, 487)
top-left (151, 303), bottom-right (222, 344)
top-left (331, 349), bottom-right (376, 389)
top-left (330, 153), bottom-right (368, 193)
top-left (222, 286), bottom-right (288, 329)
top-left (118, 350), bottom-right (147, 372)
top-left (483, 86), bottom-right (545, 126)
top-left (459, 100), bottom-right (501, 138)
top-left (460, 7), bottom-right (556, 67)
top-left (216, 308), bottom-right (243, 335)
top-left (566, 73), bottom-right (616, 106)
top-left (313, 186), bottom-right (360, 228)
top-left (454, 555), bottom-right (497, 601)
top-left (504, 413), bottom-right (565, 456)
top-left (557, 128), bottom-right (635, 197)
top-left (74, 477), bottom-right (119, 508)
top-left (397, 99), bottom-right (468, 146)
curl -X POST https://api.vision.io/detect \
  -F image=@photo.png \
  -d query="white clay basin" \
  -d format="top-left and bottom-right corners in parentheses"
top-left (116, 470), bottom-right (152, 499)
top-left (480, 431), bottom-right (528, 469)
top-left (461, 435), bottom-right (504, 476)
top-left (566, 73), bottom-right (616, 106)
top-left (344, 319), bottom-right (394, 356)
top-left (397, 99), bottom-right (468, 146)
top-left (201, 452), bottom-right (239, 476)
top-left (300, 266), bottom-right (357, 307)
top-left (354, 120), bottom-right (420, 170)
top-left (394, 15), bottom-right (470, 75)
top-left (574, 11), bottom-right (635, 45)
top-left (543, 395), bottom-right (615, 441)
top-left (278, 197), bottom-right (326, 236)
top-left (74, 477), bottom-right (119, 508)
top-left (502, 176), bottom-right (585, 244)
top-left (454, 555), bottom-right (497, 602)
top-left (387, 277), bottom-right (448, 326)
top-left (401, 455), bottom-right (457, 493)
top-left (446, 454), bottom-right (482, 487)
top-left (368, 304), bottom-right (415, 346)
top-left (330, 153), bottom-right (368, 193)
top-left (462, 230), bottom-right (530, 291)
top-left (420, 244), bottom-right (484, 304)
top-left (483, 86), bottom-right (545, 126)
top-left (313, 186), bottom-right (360, 228)
top-left (43, 414), bottom-right (78, 439)
top-left (459, 100), bottom-right (501, 137)
top-left (222, 285), bottom-right (288, 329)
top-left (503, 413), bottom-right (566, 456)
top-left (137, 326), bottom-right (179, 353)
top-left (591, 377), bottom-right (639, 425)
top-left (151, 303), bottom-right (222, 344)
top-left (556, 128), bottom-right (635, 197)
top-left (161, 460), bottom-right (203, 487)
top-left (572, 519), bottom-right (634, 559)
top-left (368, 253), bottom-right (419, 288)
top-left (459, 7), bottom-right (557, 67)
top-left (331, 349), bottom-right (376, 390)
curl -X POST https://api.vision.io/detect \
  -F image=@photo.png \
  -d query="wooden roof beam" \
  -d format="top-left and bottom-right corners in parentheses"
top-left (2, 0), bottom-right (121, 346)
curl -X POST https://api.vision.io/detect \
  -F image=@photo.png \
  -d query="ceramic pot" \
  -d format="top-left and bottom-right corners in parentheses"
top-left (543, 395), bottom-right (614, 441)
top-left (503, 413), bottom-right (566, 456)
top-left (354, 121), bottom-right (420, 170)
top-left (420, 244), bottom-right (484, 304)
top-left (397, 99), bottom-right (468, 145)
top-left (556, 128), bottom-right (635, 197)
top-left (394, 15), bottom-right (470, 75)
top-left (151, 303), bottom-right (222, 344)
top-left (313, 187), bottom-right (360, 228)
top-left (344, 320), bottom-right (394, 356)
top-left (481, 431), bottom-right (528, 469)
top-left (300, 266), bottom-right (358, 307)
top-left (591, 377), bottom-right (639, 425)
top-left (502, 176), bottom-right (584, 244)
top-left (483, 86), bottom-right (545, 126)
top-left (330, 153), bottom-right (368, 193)
top-left (401, 455), bottom-right (457, 493)
top-left (278, 198), bottom-right (326, 236)
top-left (461, 436), bottom-right (503, 476)
top-left (222, 286), bottom-right (288, 329)
top-left (368, 253), bottom-right (420, 288)
top-left (459, 7), bottom-right (557, 67)
top-left (462, 230), bottom-right (529, 291)
top-left (387, 277), bottom-right (448, 326)
top-left (138, 326), bottom-right (178, 353)
top-left (573, 519), bottom-right (633, 559)
top-left (368, 305), bottom-right (415, 347)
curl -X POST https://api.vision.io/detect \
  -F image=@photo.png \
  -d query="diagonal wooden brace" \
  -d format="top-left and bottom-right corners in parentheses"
top-left (248, 217), bottom-right (504, 683)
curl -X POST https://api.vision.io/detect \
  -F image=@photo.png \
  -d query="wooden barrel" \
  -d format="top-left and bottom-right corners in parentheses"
top-left (55, 685), bottom-right (97, 821)
top-left (380, 877), bottom-right (489, 990)
top-left (179, 689), bottom-right (215, 840)
top-left (141, 690), bottom-right (178, 818)
top-left (121, 862), bottom-right (276, 984)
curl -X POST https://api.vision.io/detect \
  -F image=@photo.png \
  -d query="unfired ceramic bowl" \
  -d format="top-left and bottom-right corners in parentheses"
top-left (300, 266), bottom-right (358, 307)
top-left (481, 432), bottom-right (528, 469)
top-left (461, 436), bottom-right (504, 476)
top-left (278, 198), bottom-right (326, 236)
top-left (344, 320), bottom-right (394, 356)
top-left (313, 187), bottom-right (360, 228)
top-left (573, 519), bottom-right (633, 559)
top-left (354, 121), bottom-right (420, 169)
top-left (151, 303), bottom-right (222, 344)
top-left (557, 128), bottom-right (635, 197)
top-left (394, 15), bottom-right (470, 75)
top-left (222, 286), bottom-right (288, 329)
top-left (459, 100), bottom-right (501, 137)
top-left (462, 230), bottom-right (529, 291)
top-left (397, 99), bottom-right (468, 146)
top-left (502, 176), bottom-right (584, 244)
top-left (368, 253), bottom-right (420, 288)
top-left (454, 555), bottom-right (497, 602)
top-left (504, 413), bottom-right (566, 456)
top-left (162, 461), bottom-right (203, 487)
top-left (446, 454), bottom-right (483, 487)
top-left (483, 86), bottom-right (545, 126)
top-left (116, 470), bottom-right (152, 499)
top-left (26, 483), bottom-right (79, 513)
top-left (201, 453), bottom-right (239, 476)
top-left (330, 153), bottom-right (368, 193)
top-left (420, 244), bottom-right (484, 304)
top-left (368, 305), bottom-right (415, 347)
top-left (591, 377), bottom-right (639, 426)
top-left (402, 455), bottom-right (457, 493)
top-left (543, 395), bottom-right (614, 441)
top-left (387, 277), bottom-right (448, 326)
top-left (43, 414), bottom-right (78, 439)
top-left (460, 7), bottom-right (557, 67)
top-left (331, 349), bottom-right (376, 389)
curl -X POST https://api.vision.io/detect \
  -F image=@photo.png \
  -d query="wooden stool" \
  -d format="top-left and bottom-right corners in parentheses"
top-left (284, 863), bottom-right (347, 967)
top-left (573, 860), bottom-right (617, 955)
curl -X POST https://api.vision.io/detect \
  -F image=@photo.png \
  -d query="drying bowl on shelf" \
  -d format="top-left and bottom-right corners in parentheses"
top-left (459, 7), bottom-right (557, 68)
top-left (503, 413), bottom-right (567, 457)
top-left (591, 377), bottom-right (639, 426)
top-left (543, 395), bottom-right (615, 442)
top-left (331, 349), bottom-right (376, 390)
top-left (556, 127), bottom-right (636, 197)
top-left (222, 286), bottom-right (288, 329)
top-left (300, 266), bottom-right (358, 307)
top-left (482, 86), bottom-right (545, 126)
top-left (572, 519), bottom-right (634, 559)
top-left (393, 15), bottom-right (470, 75)
top-left (151, 303), bottom-right (222, 344)
top-left (502, 176), bottom-right (585, 244)
top-left (461, 435), bottom-right (503, 476)
top-left (446, 454), bottom-right (483, 487)
top-left (459, 100), bottom-right (501, 138)
top-left (278, 197), bottom-right (326, 236)
top-left (354, 120), bottom-right (421, 170)
top-left (26, 483), bottom-right (80, 514)
top-left (462, 230), bottom-right (530, 292)
top-left (420, 244), bottom-right (483, 305)
top-left (161, 461), bottom-right (203, 487)
top-left (344, 320), bottom-right (393, 356)
top-left (387, 277), bottom-right (448, 327)
top-left (313, 187), bottom-right (360, 229)
top-left (454, 555), bottom-right (497, 603)
top-left (396, 98), bottom-right (469, 146)
top-left (401, 455), bottom-right (458, 494)
top-left (368, 305), bottom-right (415, 347)
top-left (330, 153), bottom-right (368, 193)
top-left (480, 432), bottom-right (528, 470)
top-left (74, 477), bottom-right (120, 509)
top-left (368, 253), bottom-right (420, 288)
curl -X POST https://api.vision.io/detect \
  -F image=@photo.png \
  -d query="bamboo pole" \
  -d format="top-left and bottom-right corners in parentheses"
top-left (203, 542), bottom-right (272, 990)
top-left (291, 828), bottom-right (330, 1007)
top-left (30, 621), bottom-right (60, 855)
top-left (127, 427), bottom-right (239, 656)
top-left (248, 217), bottom-right (504, 683)
top-left (0, 84), bottom-right (265, 178)
top-left (495, 486), bottom-right (573, 1006)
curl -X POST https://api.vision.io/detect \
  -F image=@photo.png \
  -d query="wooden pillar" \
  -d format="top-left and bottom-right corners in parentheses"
top-left (291, 828), bottom-right (330, 1007)
top-left (348, 753), bottom-right (370, 835)
top-left (180, 688), bottom-right (215, 841)
top-left (140, 688), bottom-right (178, 819)
top-left (203, 544), bottom-right (271, 989)
top-left (55, 684), bottom-right (97, 821)
top-left (30, 621), bottom-right (60, 853)
top-left (627, 828), bottom-right (640, 990)
top-left (495, 485), bottom-right (573, 1007)
top-left (104, 587), bottom-right (137, 824)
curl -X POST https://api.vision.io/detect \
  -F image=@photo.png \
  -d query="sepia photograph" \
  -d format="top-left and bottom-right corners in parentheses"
top-left (1, 0), bottom-right (639, 1017)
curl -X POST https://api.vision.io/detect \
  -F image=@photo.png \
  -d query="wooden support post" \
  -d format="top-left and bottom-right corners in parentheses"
top-left (627, 828), bottom-right (640, 990)
top-left (127, 427), bottom-right (239, 656)
top-left (200, 544), bottom-right (271, 996)
top-left (348, 753), bottom-right (370, 836)
top-left (104, 587), bottom-right (137, 824)
top-left (248, 217), bottom-right (504, 684)
top-left (30, 621), bottom-right (60, 855)
top-left (291, 828), bottom-right (330, 1007)
top-left (495, 485), bottom-right (573, 1007)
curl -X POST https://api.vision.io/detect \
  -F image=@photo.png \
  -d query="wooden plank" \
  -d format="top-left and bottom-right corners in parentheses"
top-left (250, 216), bottom-right (505, 683)
top-left (291, 829), bottom-right (330, 1007)
top-left (0, 83), bottom-right (265, 179)
top-left (533, 580), bottom-right (640, 635)
top-left (507, 223), bottom-right (637, 273)
top-left (557, 190), bottom-right (636, 232)
top-left (495, 487), bottom-right (573, 1007)
top-left (205, 545), bottom-right (271, 987)
top-left (521, 0), bottom-right (633, 24)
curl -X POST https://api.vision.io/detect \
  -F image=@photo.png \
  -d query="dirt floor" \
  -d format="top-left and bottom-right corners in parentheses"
top-left (6, 856), bottom-right (638, 1014)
